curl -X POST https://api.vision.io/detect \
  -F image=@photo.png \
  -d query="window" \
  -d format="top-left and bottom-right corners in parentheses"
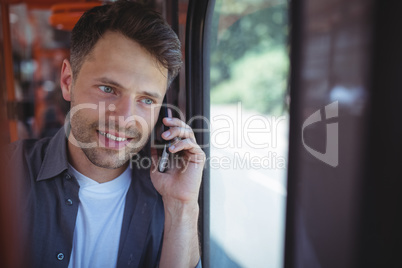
top-left (208, 0), bottom-right (290, 267)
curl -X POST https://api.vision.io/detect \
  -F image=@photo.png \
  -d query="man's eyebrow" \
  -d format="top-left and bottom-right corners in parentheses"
top-left (138, 91), bottom-right (162, 99)
top-left (96, 77), bottom-right (124, 88)
top-left (95, 77), bottom-right (163, 99)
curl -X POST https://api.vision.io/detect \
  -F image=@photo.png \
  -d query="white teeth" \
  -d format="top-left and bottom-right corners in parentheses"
top-left (99, 131), bottom-right (127, 142)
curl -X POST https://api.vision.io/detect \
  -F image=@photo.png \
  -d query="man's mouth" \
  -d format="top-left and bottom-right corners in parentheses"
top-left (96, 128), bottom-right (142, 150)
top-left (98, 130), bottom-right (129, 142)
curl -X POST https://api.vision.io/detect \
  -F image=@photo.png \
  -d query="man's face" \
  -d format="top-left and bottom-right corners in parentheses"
top-left (61, 31), bottom-right (167, 169)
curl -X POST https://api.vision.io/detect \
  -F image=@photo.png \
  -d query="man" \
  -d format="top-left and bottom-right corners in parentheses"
top-left (9, 1), bottom-right (204, 267)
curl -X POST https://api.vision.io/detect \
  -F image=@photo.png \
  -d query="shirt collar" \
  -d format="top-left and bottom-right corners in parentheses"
top-left (37, 125), bottom-right (70, 181)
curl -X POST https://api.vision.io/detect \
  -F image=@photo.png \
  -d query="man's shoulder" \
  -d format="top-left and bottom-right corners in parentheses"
top-left (3, 136), bottom-right (58, 191)
top-left (8, 136), bottom-right (53, 162)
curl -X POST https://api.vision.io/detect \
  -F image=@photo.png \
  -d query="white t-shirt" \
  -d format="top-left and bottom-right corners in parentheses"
top-left (68, 165), bottom-right (131, 268)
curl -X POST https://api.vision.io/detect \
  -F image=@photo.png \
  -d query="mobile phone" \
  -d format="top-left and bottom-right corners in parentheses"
top-left (158, 95), bottom-right (170, 172)
top-left (155, 94), bottom-right (182, 172)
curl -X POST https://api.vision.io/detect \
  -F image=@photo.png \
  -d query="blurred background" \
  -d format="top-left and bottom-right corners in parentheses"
top-left (0, 0), bottom-right (290, 267)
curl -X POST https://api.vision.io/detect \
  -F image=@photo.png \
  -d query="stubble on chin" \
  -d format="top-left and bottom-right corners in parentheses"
top-left (69, 110), bottom-right (147, 170)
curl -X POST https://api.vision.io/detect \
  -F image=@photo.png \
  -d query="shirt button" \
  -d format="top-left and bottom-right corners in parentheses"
top-left (65, 199), bottom-right (73, 206)
top-left (64, 173), bottom-right (72, 180)
top-left (57, 253), bottom-right (64, 261)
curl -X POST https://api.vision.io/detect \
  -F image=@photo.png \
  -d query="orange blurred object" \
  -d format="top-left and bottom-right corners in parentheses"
top-left (49, 2), bottom-right (102, 31)
top-left (25, 0), bottom-right (61, 9)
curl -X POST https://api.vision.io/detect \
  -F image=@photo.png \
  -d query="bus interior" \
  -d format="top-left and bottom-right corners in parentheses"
top-left (1, 0), bottom-right (402, 267)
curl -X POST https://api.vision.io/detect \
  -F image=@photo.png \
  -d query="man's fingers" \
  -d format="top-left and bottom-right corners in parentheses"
top-left (159, 117), bottom-right (205, 164)
top-left (169, 138), bottom-right (205, 163)
top-left (162, 117), bottom-right (191, 129)
top-left (162, 126), bottom-right (195, 141)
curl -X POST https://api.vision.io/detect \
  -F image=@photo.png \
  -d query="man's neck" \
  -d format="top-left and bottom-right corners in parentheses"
top-left (67, 137), bottom-right (128, 183)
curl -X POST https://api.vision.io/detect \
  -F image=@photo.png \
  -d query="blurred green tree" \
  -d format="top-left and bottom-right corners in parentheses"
top-left (210, 1), bottom-right (289, 115)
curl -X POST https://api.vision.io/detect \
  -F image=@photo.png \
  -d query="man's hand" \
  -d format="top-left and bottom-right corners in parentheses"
top-left (150, 117), bottom-right (205, 268)
top-left (150, 117), bottom-right (205, 203)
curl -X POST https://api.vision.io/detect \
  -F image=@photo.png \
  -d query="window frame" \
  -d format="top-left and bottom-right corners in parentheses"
top-left (185, 0), bottom-right (216, 266)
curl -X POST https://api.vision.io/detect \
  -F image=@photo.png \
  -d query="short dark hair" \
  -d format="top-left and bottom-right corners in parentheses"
top-left (70, 0), bottom-right (182, 86)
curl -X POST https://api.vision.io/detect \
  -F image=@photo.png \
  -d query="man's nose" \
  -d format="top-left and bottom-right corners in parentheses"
top-left (110, 97), bottom-right (137, 126)
top-left (115, 96), bottom-right (136, 116)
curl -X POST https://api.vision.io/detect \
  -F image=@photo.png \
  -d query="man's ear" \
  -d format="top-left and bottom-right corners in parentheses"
top-left (60, 59), bottom-right (73, 101)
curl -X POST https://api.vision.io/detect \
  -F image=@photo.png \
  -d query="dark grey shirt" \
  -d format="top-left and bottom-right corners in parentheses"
top-left (10, 127), bottom-right (165, 268)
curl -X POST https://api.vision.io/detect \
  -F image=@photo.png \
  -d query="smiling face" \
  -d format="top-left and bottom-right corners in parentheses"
top-left (61, 31), bottom-right (167, 171)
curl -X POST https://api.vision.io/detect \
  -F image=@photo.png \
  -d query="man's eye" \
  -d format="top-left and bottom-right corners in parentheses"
top-left (141, 98), bottom-right (154, 105)
top-left (99, 86), bottom-right (114, 94)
